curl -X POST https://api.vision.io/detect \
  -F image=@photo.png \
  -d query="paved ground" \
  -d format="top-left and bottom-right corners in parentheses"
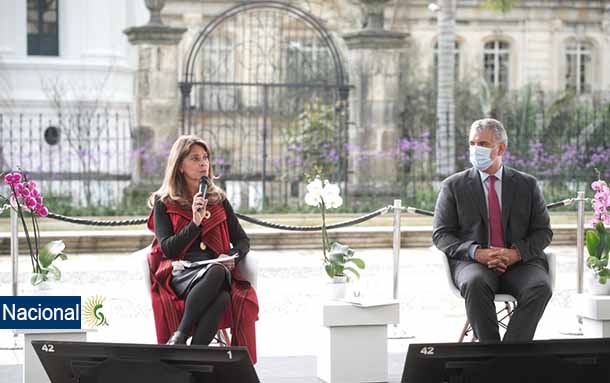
top-left (0, 245), bottom-right (587, 382)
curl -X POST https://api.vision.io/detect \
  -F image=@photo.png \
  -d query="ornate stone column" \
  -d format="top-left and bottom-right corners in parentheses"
top-left (123, 0), bottom-right (186, 183)
top-left (343, 0), bottom-right (407, 193)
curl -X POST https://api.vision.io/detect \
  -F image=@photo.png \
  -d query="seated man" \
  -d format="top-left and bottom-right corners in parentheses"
top-left (432, 118), bottom-right (553, 342)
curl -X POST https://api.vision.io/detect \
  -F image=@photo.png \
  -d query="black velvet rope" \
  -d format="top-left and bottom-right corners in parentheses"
top-left (47, 212), bottom-right (148, 226)
top-left (404, 198), bottom-right (575, 217)
top-left (233, 206), bottom-right (392, 231)
top-left (44, 198), bottom-right (573, 229)
top-left (45, 205), bottom-right (393, 231)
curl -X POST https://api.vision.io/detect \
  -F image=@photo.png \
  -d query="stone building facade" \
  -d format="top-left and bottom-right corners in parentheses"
top-left (146, 0), bottom-right (609, 207)
top-left (158, 0), bottom-right (610, 96)
top-left (403, 0), bottom-right (610, 95)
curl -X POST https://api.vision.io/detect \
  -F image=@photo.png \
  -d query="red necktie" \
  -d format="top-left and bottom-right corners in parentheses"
top-left (488, 175), bottom-right (505, 248)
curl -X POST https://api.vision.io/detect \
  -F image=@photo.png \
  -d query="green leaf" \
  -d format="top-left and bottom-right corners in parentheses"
top-left (599, 275), bottom-right (608, 285)
top-left (48, 265), bottom-right (61, 281)
top-left (38, 241), bottom-right (66, 268)
top-left (30, 273), bottom-right (45, 286)
top-left (597, 223), bottom-right (610, 256)
top-left (346, 258), bottom-right (365, 269)
top-left (598, 268), bottom-right (610, 278)
top-left (334, 264), bottom-right (344, 275)
top-left (586, 229), bottom-right (601, 258)
top-left (324, 264), bottom-right (334, 278)
top-left (38, 248), bottom-right (53, 268)
top-left (58, 253), bottom-right (68, 261)
top-left (329, 253), bottom-right (345, 265)
top-left (344, 266), bottom-right (360, 280)
top-left (587, 256), bottom-right (599, 268)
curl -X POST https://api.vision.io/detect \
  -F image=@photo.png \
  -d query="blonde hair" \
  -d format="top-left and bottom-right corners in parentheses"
top-left (147, 135), bottom-right (226, 208)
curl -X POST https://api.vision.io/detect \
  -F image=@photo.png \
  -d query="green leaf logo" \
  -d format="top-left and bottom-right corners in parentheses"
top-left (83, 296), bottom-right (109, 327)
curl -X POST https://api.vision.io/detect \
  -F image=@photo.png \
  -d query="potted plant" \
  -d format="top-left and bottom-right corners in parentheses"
top-left (1, 171), bottom-right (67, 286)
top-left (304, 176), bottom-right (365, 298)
top-left (585, 178), bottom-right (610, 295)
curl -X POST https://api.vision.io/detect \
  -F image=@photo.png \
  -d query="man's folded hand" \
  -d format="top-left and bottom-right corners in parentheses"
top-left (475, 247), bottom-right (522, 274)
top-left (489, 247), bottom-right (522, 267)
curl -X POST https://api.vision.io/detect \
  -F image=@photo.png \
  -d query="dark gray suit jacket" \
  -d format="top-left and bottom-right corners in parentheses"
top-left (432, 166), bottom-right (552, 264)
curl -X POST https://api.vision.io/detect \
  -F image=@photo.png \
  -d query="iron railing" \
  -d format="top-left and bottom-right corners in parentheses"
top-left (0, 110), bottom-right (133, 207)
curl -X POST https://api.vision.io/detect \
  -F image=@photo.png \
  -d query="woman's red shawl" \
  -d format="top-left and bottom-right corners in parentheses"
top-left (147, 200), bottom-right (259, 363)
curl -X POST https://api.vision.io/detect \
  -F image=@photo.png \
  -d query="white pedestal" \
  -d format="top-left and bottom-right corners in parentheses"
top-left (317, 301), bottom-right (400, 383)
top-left (14, 329), bottom-right (91, 383)
top-left (576, 294), bottom-right (610, 337)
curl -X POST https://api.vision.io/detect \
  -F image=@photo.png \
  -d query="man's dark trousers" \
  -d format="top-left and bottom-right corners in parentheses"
top-left (451, 257), bottom-right (552, 341)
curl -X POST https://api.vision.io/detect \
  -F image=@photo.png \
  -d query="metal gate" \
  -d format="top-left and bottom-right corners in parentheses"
top-left (180, 1), bottom-right (349, 211)
top-left (0, 109), bottom-right (133, 207)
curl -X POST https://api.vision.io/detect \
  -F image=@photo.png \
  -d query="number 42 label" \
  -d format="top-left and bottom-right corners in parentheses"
top-left (419, 346), bottom-right (434, 355)
top-left (41, 344), bottom-right (55, 353)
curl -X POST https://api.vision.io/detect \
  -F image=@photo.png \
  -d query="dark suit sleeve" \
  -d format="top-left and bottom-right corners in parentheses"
top-left (432, 179), bottom-right (478, 261)
top-left (511, 178), bottom-right (553, 263)
top-left (224, 199), bottom-right (250, 263)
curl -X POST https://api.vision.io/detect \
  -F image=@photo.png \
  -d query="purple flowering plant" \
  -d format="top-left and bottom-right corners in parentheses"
top-left (1, 171), bottom-right (67, 285)
top-left (284, 98), bottom-right (346, 180)
top-left (585, 173), bottom-right (610, 284)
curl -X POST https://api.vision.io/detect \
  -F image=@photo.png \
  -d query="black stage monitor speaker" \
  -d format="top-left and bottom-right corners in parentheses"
top-left (401, 338), bottom-right (610, 383)
top-left (32, 340), bottom-right (259, 383)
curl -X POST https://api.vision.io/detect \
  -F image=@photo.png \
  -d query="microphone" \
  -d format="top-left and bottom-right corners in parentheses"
top-left (197, 176), bottom-right (209, 212)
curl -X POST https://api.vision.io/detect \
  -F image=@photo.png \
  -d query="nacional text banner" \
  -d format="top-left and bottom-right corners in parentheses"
top-left (0, 296), bottom-right (81, 329)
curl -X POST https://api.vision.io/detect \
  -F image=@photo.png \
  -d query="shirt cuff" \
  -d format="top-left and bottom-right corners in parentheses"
top-left (228, 247), bottom-right (242, 262)
top-left (468, 244), bottom-right (480, 260)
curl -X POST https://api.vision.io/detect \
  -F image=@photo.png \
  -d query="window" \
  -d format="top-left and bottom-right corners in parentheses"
top-left (285, 40), bottom-right (331, 112)
top-left (286, 40), bottom-right (331, 84)
top-left (433, 41), bottom-right (460, 81)
top-left (483, 41), bottom-right (510, 88)
top-left (196, 42), bottom-right (239, 112)
top-left (27, 0), bottom-right (59, 56)
top-left (565, 40), bottom-right (592, 94)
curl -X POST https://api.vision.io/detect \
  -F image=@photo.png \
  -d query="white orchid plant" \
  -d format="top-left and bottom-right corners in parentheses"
top-left (305, 177), bottom-right (365, 280)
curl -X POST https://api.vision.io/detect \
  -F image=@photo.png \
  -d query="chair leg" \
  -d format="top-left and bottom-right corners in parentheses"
top-left (212, 329), bottom-right (231, 346)
top-left (497, 302), bottom-right (515, 330)
top-left (506, 302), bottom-right (514, 318)
top-left (459, 301), bottom-right (516, 343)
top-left (219, 328), bottom-right (231, 346)
top-left (458, 319), bottom-right (470, 342)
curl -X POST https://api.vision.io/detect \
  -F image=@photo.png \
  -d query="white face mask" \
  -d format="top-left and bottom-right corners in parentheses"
top-left (469, 145), bottom-right (494, 171)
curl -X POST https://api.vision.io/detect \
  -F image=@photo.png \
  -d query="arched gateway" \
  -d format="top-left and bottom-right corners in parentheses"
top-left (180, 1), bottom-right (349, 210)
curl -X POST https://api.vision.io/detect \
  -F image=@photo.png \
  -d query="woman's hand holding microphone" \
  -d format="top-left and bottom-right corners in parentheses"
top-left (192, 186), bottom-right (234, 271)
top-left (191, 192), bottom-right (208, 226)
